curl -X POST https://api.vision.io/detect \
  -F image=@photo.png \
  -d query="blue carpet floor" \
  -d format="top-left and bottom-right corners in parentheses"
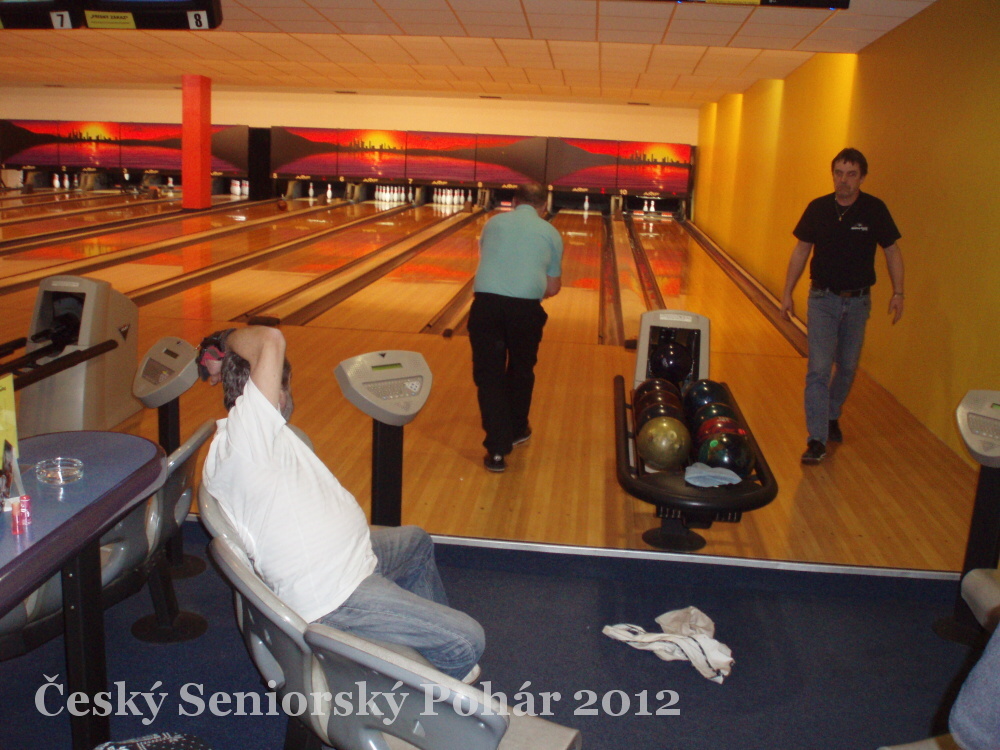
top-left (0, 523), bottom-right (975, 750)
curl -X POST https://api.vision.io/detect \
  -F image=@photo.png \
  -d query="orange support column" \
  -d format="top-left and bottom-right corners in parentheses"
top-left (181, 74), bottom-right (212, 210)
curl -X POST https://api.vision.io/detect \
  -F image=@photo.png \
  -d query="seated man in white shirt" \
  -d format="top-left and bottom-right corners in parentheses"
top-left (201, 326), bottom-right (484, 681)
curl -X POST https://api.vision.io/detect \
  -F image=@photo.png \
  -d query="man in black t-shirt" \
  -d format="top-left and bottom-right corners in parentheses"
top-left (780, 148), bottom-right (905, 464)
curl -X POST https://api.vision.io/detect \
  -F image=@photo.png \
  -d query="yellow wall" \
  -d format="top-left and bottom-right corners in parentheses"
top-left (695, 0), bottom-right (1000, 460)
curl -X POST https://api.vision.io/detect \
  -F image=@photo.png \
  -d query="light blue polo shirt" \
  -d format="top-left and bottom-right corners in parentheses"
top-left (474, 205), bottom-right (564, 300)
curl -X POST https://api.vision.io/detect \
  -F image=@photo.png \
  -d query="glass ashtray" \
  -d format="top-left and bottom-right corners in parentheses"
top-left (35, 457), bottom-right (84, 485)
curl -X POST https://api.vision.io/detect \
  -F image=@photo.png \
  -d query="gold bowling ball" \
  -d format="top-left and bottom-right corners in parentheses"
top-left (637, 416), bottom-right (691, 472)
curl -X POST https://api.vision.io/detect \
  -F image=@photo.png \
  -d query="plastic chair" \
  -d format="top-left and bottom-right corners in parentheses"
top-left (209, 535), bottom-right (581, 750)
top-left (305, 622), bottom-right (583, 750)
top-left (960, 567), bottom-right (1000, 633)
top-left (0, 420), bottom-right (215, 658)
top-left (208, 534), bottom-right (431, 749)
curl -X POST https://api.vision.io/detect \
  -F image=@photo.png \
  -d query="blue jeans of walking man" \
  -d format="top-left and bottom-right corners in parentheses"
top-left (316, 526), bottom-right (484, 680)
top-left (805, 289), bottom-right (871, 444)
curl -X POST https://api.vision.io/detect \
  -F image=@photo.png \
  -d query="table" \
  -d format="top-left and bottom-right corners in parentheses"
top-left (0, 431), bottom-right (165, 750)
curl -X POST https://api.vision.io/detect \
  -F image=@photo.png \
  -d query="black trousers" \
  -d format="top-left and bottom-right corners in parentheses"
top-left (468, 292), bottom-right (548, 456)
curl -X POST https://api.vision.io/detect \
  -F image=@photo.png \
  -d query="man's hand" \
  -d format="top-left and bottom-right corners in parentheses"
top-left (888, 294), bottom-right (904, 325)
top-left (780, 296), bottom-right (795, 321)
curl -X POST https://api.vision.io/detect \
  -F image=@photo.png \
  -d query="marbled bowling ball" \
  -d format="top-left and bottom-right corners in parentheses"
top-left (689, 401), bottom-right (739, 436)
top-left (634, 388), bottom-right (683, 419)
top-left (637, 416), bottom-right (691, 472)
top-left (633, 377), bottom-right (682, 406)
top-left (648, 341), bottom-right (693, 386)
top-left (636, 400), bottom-right (685, 432)
top-left (695, 416), bottom-right (747, 449)
top-left (697, 432), bottom-right (755, 478)
top-left (683, 379), bottom-right (731, 416)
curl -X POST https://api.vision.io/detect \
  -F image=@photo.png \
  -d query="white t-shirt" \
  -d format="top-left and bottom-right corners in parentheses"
top-left (202, 378), bottom-right (376, 623)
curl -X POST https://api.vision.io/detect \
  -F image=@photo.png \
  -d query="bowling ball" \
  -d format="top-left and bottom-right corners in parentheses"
top-left (634, 388), bottom-right (683, 418)
top-left (695, 416), bottom-right (747, 448)
top-left (148, 187), bottom-right (161, 200)
top-left (277, 199), bottom-right (289, 211)
top-left (689, 401), bottom-right (738, 436)
top-left (635, 401), bottom-right (684, 432)
top-left (636, 416), bottom-right (691, 472)
top-left (648, 341), bottom-right (693, 386)
top-left (697, 432), bottom-right (755, 478)
top-left (683, 379), bottom-right (731, 416)
top-left (633, 377), bottom-right (682, 406)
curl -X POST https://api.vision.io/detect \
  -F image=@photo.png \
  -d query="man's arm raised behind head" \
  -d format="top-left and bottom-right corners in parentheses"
top-left (224, 326), bottom-right (286, 412)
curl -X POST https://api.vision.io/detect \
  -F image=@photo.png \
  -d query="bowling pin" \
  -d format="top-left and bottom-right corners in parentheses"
top-left (62, 174), bottom-right (69, 190)
top-left (643, 200), bottom-right (650, 212)
top-left (53, 173), bottom-right (61, 189)
top-left (123, 169), bottom-right (130, 182)
top-left (326, 184), bottom-right (333, 200)
top-left (308, 182), bottom-right (315, 198)
top-left (650, 200), bottom-right (656, 213)
top-left (584, 195), bottom-right (590, 211)
top-left (72, 173), bottom-right (80, 188)
top-left (242, 180), bottom-right (249, 196)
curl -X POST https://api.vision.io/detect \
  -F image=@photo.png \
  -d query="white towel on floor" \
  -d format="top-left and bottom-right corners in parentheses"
top-left (602, 606), bottom-right (734, 683)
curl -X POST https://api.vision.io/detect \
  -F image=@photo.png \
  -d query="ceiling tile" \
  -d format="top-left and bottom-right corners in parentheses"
top-left (599, 1), bottom-right (675, 20)
top-left (598, 29), bottom-right (664, 44)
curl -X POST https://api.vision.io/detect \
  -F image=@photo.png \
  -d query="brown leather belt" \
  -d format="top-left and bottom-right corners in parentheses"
top-left (813, 286), bottom-right (870, 298)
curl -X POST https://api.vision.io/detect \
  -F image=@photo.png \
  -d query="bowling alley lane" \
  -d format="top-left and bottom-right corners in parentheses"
top-left (542, 210), bottom-right (606, 345)
top-left (0, 191), bottom-right (146, 223)
top-left (637, 216), bottom-right (799, 358)
top-left (0, 194), bottom-right (190, 242)
top-left (137, 203), bottom-right (455, 322)
top-left (0, 199), bottom-right (296, 280)
top-left (0, 189), bottom-right (111, 209)
top-left (305, 208), bottom-right (492, 333)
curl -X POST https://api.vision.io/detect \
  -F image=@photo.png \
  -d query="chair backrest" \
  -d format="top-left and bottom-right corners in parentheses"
top-left (208, 536), bottom-right (331, 744)
top-left (304, 622), bottom-right (509, 750)
top-left (104, 418), bottom-right (216, 582)
top-left (146, 419), bottom-right (216, 553)
top-left (961, 567), bottom-right (1000, 633)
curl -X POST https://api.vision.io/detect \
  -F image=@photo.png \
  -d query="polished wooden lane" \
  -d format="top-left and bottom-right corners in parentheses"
top-left (88, 201), bottom-right (373, 301)
top-left (611, 217), bottom-right (649, 344)
top-left (138, 203), bottom-right (447, 323)
top-left (2, 203), bottom-right (976, 573)
top-left (0, 192), bottom-right (145, 223)
top-left (0, 196), bottom-right (186, 242)
top-left (0, 201), bottom-right (292, 280)
top-left (306, 208), bottom-right (489, 333)
top-left (543, 210), bottom-right (605, 345)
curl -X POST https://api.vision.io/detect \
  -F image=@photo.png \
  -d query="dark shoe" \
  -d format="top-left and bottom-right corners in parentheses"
top-left (828, 419), bottom-right (843, 443)
top-left (484, 453), bottom-right (506, 472)
top-left (512, 427), bottom-right (532, 447)
top-left (801, 439), bottom-right (826, 464)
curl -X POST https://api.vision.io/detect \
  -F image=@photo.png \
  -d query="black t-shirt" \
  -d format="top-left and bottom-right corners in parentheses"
top-left (793, 192), bottom-right (901, 291)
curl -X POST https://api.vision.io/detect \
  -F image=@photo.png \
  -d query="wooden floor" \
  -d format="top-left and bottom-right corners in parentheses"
top-left (0, 198), bottom-right (977, 572)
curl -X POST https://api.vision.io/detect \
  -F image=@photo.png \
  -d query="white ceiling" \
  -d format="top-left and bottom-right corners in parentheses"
top-left (0, 0), bottom-right (936, 108)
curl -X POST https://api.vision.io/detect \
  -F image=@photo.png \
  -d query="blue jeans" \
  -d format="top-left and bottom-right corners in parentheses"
top-left (315, 526), bottom-right (484, 680)
top-left (950, 625), bottom-right (1000, 749)
top-left (805, 289), bottom-right (871, 443)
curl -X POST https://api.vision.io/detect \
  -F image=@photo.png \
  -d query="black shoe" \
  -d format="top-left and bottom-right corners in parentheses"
top-left (801, 439), bottom-right (826, 464)
top-left (484, 453), bottom-right (506, 472)
top-left (512, 427), bottom-right (532, 447)
top-left (828, 419), bottom-right (843, 443)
